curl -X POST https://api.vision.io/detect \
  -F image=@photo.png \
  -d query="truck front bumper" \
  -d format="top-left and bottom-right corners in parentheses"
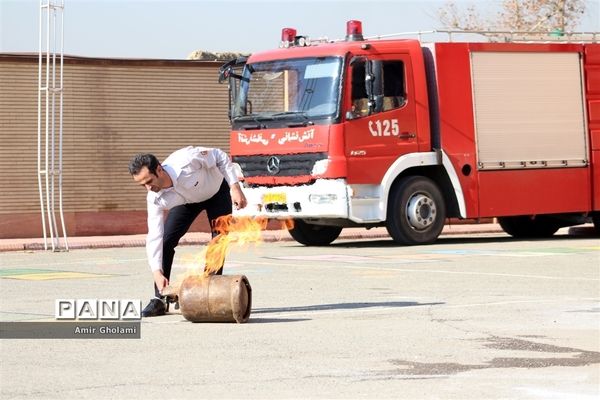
top-left (234, 179), bottom-right (350, 219)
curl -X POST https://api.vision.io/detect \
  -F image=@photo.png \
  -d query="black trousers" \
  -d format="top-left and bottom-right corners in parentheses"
top-left (155, 179), bottom-right (232, 297)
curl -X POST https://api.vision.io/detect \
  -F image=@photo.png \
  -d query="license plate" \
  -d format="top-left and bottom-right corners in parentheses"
top-left (262, 192), bottom-right (286, 204)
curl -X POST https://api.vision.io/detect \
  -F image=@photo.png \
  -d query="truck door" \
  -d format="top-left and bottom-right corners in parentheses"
top-left (344, 54), bottom-right (418, 184)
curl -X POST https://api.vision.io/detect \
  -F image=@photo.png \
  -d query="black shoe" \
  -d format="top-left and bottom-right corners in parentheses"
top-left (142, 298), bottom-right (166, 317)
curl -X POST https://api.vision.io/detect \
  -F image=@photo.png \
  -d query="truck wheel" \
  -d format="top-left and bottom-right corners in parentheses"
top-left (288, 220), bottom-right (342, 246)
top-left (386, 176), bottom-right (446, 245)
top-left (498, 216), bottom-right (560, 238)
top-left (593, 215), bottom-right (600, 236)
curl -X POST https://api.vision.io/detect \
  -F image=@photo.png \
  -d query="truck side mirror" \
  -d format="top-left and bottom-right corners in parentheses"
top-left (367, 60), bottom-right (384, 114)
top-left (218, 57), bottom-right (248, 121)
top-left (218, 57), bottom-right (248, 83)
top-left (218, 66), bottom-right (232, 84)
top-left (365, 61), bottom-right (372, 95)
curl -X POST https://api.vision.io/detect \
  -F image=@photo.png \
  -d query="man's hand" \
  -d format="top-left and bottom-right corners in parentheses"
top-left (230, 182), bottom-right (248, 210)
top-left (153, 270), bottom-right (169, 293)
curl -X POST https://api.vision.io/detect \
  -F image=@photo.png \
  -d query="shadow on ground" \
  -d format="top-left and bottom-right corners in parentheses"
top-left (308, 231), bottom-right (599, 249)
top-left (253, 301), bottom-right (444, 314)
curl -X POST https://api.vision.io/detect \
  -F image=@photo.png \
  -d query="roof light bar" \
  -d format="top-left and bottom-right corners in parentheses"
top-left (280, 27), bottom-right (297, 48)
top-left (346, 20), bottom-right (364, 41)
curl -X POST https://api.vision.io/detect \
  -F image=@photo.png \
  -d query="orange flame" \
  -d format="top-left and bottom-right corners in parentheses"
top-left (203, 215), bottom-right (268, 276)
top-left (173, 216), bottom-right (293, 284)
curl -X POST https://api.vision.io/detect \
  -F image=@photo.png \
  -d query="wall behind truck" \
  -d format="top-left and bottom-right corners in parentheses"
top-left (0, 54), bottom-right (230, 239)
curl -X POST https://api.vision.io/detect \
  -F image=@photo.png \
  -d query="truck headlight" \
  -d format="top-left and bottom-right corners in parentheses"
top-left (309, 194), bottom-right (337, 204)
top-left (311, 159), bottom-right (329, 175)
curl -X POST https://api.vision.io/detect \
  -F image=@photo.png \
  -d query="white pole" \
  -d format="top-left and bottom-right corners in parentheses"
top-left (38, 0), bottom-right (48, 250)
top-left (50, 3), bottom-right (59, 250)
top-left (44, 0), bottom-right (55, 251)
top-left (58, 0), bottom-right (69, 250)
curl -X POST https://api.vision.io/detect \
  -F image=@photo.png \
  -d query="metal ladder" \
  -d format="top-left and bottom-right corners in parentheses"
top-left (363, 29), bottom-right (598, 43)
top-left (38, 0), bottom-right (68, 251)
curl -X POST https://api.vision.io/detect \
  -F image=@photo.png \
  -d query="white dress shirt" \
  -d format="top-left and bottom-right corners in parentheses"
top-left (145, 146), bottom-right (238, 272)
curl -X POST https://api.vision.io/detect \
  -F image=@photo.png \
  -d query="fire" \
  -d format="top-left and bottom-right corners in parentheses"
top-left (203, 215), bottom-right (268, 276)
top-left (169, 216), bottom-right (293, 289)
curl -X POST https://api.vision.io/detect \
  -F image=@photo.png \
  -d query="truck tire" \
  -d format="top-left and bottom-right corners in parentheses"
top-left (288, 220), bottom-right (342, 246)
top-left (498, 216), bottom-right (560, 238)
top-left (593, 215), bottom-right (600, 236)
top-left (386, 176), bottom-right (446, 245)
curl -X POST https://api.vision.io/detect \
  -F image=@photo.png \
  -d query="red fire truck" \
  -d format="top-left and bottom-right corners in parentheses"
top-left (219, 21), bottom-right (600, 246)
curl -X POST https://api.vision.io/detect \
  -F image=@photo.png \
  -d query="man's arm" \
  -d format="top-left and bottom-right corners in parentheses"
top-left (146, 199), bottom-right (169, 292)
top-left (210, 148), bottom-right (239, 185)
top-left (206, 148), bottom-right (248, 209)
top-left (230, 182), bottom-right (247, 210)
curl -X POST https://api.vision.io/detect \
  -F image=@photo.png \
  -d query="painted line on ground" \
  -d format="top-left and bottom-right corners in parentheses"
top-left (237, 260), bottom-right (600, 282)
top-left (0, 257), bottom-right (147, 269)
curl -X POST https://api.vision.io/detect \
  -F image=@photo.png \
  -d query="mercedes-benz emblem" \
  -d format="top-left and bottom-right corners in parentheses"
top-left (266, 156), bottom-right (280, 175)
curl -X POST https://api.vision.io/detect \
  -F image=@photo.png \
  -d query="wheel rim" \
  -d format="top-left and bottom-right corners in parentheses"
top-left (405, 193), bottom-right (437, 230)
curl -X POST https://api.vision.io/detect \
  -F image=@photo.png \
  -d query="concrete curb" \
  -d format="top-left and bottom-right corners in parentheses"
top-left (0, 224), bottom-right (506, 252)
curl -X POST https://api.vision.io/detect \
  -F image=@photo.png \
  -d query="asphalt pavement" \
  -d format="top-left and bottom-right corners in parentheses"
top-left (0, 222), bottom-right (505, 252)
top-left (1, 224), bottom-right (598, 399)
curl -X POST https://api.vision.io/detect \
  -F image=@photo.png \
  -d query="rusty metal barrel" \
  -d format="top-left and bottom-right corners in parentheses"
top-left (178, 275), bottom-right (252, 323)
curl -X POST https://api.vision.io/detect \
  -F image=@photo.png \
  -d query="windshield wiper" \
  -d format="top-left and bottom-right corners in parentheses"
top-left (272, 111), bottom-right (309, 118)
top-left (233, 113), bottom-right (274, 129)
top-left (271, 111), bottom-right (314, 127)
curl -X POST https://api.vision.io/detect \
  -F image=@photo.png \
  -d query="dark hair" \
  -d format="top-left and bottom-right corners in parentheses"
top-left (128, 153), bottom-right (160, 176)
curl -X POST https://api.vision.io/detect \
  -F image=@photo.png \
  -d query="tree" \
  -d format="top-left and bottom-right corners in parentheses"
top-left (187, 50), bottom-right (248, 61)
top-left (438, 0), bottom-right (586, 34)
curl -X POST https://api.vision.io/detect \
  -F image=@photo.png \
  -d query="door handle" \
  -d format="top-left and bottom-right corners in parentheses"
top-left (398, 132), bottom-right (416, 139)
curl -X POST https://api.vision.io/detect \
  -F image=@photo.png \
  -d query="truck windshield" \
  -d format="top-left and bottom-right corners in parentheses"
top-left (233, 57), bottom-right (342, 124)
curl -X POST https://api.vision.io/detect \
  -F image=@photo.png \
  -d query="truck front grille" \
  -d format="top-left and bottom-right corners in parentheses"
top-left (233, 152), bottom-right (327, 177)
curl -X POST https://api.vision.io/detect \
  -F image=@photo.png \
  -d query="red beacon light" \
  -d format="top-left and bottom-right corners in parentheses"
top-left (345, 20), bottom-right (364, 41)
top-left (280, 27), bottom-right (297, 48)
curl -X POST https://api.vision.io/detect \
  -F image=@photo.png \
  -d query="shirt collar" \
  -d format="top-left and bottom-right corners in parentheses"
top-left (159, 164), bottom-right (178, 193)
top-left (164, 163), bottom-right (179, 181)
